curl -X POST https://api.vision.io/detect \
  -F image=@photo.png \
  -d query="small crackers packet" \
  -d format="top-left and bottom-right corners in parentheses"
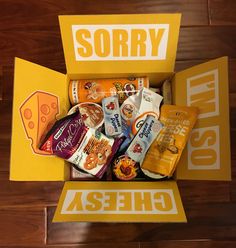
top-left (102, 95), bottom-right (122, 137)
top-left (126, 115), bottom-right (163, 164)
top-left (141, 105), bottom-right (199, 176)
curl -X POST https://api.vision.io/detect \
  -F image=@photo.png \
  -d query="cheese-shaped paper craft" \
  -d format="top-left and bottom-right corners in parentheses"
top-left (19, 91), bottom-right (59, 155)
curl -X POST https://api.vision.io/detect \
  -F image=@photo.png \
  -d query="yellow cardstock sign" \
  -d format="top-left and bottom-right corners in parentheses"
top-left (59, 14), bottom-right (181, 75)
top-left (53, 181), bottom-right (186, 222)
top-left (173, 57), bottom-right (231, 180)
top-left (10, 58), bottom-right (70, 181)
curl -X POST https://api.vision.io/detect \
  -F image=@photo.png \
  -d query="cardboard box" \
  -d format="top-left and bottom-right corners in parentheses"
top-left (10, 14), bottom-right (231, 222)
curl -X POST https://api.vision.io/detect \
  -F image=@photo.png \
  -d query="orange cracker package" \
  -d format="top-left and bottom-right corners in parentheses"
top-left (69, 77), bottom-right (149, 105)
top-left (141, 105), bottom-right (199, 177)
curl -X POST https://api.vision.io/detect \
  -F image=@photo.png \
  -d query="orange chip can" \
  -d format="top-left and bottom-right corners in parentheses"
top-left (69, 77), bottom-right (149, 105)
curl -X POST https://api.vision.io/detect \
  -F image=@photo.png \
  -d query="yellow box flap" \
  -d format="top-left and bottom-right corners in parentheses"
top-left (173, 57), bottom-right (231, 181)
top-left (59, 14), bottom-right (181, 76)
top-left (53, 181), bottom-right (186, 222)
top-left (10, 58), bottom-right (70, 181)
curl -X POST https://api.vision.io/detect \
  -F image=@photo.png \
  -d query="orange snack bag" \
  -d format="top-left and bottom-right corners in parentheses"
top-left (69, 77), bottom-right (149, 105)
top-left (141, 105), bottom-right (199, 176)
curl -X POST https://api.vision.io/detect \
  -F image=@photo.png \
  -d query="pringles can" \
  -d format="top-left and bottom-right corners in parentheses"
top-left (69, 77), bottom-right (149, 105)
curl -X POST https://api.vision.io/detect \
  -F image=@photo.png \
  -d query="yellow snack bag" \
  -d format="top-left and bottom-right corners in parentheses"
top-left (141, 105), bottom-right (199, 176)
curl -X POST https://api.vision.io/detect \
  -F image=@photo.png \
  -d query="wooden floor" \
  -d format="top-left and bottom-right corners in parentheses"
top-left (0, 0), bottom-right (236, 247)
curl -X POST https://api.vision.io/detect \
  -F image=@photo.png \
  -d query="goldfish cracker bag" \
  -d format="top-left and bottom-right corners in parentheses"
top-left (141, 105), bottom-right (199, 177)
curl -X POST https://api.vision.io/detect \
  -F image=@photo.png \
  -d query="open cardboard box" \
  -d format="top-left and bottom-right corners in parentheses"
top-left (10, 14), bottom-right (231, 222)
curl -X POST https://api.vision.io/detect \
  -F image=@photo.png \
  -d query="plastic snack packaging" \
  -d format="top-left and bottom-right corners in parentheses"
top-left (125, 115), bottom-right (163, 164)
top-left (120, 87), bottom-right (163, 150)
top-left (69, 77), bottom-right (149, 105)
top-left (141, 105), bottom-right (199, 177)
top-left (161, 79), bottom-right (172, 105)
top-left (141, 168), bottom-right (168, 180)
top-left (102, 95), bottom-right (122, 137)
top-left (68, 102), bottom-right (104, 130)
top-left (113, 155), bottom-right (139, 181)
top-left (40, 111), bottom-right (121, 178)
top-left (71, 166), bottom-right (97, 180)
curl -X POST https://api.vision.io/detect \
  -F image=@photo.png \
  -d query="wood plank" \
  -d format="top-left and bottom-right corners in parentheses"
top-left (47, 202), bottom-right (236, 244)
top-left (0, 244), bottom-right (139, 248)
top-left (209, 0), bottom-right (236, 25)
top-left (0, 30), bottom-right (65, 73)
top-left (178, 181), bottom-right (230, 204)
top-left (0, 100), bottom-right (13, 173)
top-left (0, 181), bottom-right (63, 207)
top-left (1, 66), bottom-right (14, 102)
top-left (230, 130), bottom-right (236, 159)
top-left (47, 206), bottom-right (150, 244)
top-left (230, 93), bottom-right (236, 108)
top-left (228, 59), bottom-right (236, 92)
top-left (177, 27), bottom-right (236, 60)
top-left (141, 241), bottom-right (236, 248)
top-left (0, 0), bottom-right (208, 31)
top-left (0, 66), bottom-right (2, 100)
top-left (230, 159), bottom-right (236, 202)
top-left (1, 241), bottom-right (236, 248)
top-left (175, 59), bottom-right (207, 71)
top-left (0, 138), bottom-right (10, 172)
top-left (0, 207), bottom-right (45, 246)
top-left (0, 100), bottom-right (12, 140)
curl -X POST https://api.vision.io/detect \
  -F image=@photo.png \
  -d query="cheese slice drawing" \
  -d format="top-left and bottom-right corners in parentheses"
top-left (19, 91), bottom-right (59, 155)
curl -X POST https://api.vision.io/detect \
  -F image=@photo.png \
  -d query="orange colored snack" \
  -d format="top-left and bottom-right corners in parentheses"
top-left (141, 105), bottom-right (199, 176)
top-left (69, 77), bottom-right (149, 105)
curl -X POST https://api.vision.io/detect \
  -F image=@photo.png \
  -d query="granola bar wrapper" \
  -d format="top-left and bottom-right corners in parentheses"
top-left (40, 111), bottom-right (121, 178)
top-left (141, 105), bottom-right (199, 176)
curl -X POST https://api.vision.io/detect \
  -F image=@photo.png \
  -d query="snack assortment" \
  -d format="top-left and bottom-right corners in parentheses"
top-left (38, 76), bottom-right (198, 181)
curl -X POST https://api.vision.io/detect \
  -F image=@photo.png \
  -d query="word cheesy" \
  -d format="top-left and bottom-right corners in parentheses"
top-left (61, 189), bottom-right (177, 214)
top-left (72, 24), bottom-right (169, 61)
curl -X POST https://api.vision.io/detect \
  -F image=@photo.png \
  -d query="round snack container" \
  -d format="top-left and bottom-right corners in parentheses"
top-left (69, 77), bottom-right (149, 105)
top-left (113, 155), bottom-right (139, 181)
top-left (68, 102), bottom-right (104, 130)
top-left (141, 168), bottom-right (168, 180)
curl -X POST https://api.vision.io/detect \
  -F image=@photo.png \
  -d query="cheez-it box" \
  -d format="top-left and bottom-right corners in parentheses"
top-left (10, 14), bottom-right (231, 223)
